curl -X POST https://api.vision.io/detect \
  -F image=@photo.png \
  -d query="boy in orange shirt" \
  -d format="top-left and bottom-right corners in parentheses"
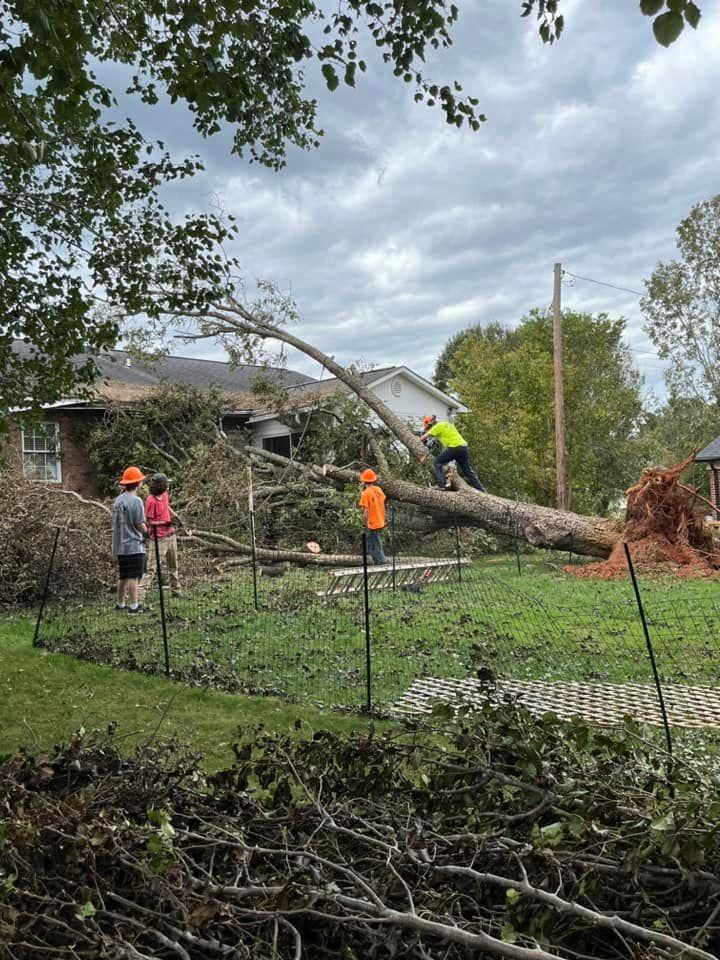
top-left (358, 468), bottom-right (387, 565)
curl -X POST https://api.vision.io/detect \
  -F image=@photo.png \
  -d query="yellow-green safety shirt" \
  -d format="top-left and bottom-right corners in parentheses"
top-left (427, 421), bottom-right (467, 448)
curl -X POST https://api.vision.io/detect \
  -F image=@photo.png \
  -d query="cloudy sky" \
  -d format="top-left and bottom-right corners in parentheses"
top-left (143, 0), bottom-right (720, 400)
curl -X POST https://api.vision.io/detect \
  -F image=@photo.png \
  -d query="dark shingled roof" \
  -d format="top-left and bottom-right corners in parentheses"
top-left (285, 366), bottom-right (398, 395)
top-left (246, 367), bottom-right (400, 417)
top-left (11, 341), bottom-right (314, 394)
top-left (695, 436), bottom-right (720, 462)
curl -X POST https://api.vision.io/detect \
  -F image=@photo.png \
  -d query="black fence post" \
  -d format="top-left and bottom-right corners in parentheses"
top-left (362, 531), bottom-right (372, 712)
top-left (247, 465), bottom-right (259, 612)
top-left (390, 505), bottom-right (397, 591)
top-left (623, 542), bottom-right (673, 771)
top-left (454, 525), bottom-right (462, 583)
top-left (33, 526), bottom-right (61, 647)
top-left (153, 532), bottom-right (171, 678)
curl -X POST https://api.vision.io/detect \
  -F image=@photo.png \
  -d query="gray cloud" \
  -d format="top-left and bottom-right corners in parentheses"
top-left (117, 1), bottom-right (720, 398)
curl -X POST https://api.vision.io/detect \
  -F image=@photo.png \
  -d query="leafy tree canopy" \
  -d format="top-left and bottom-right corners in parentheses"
top-left (642, 194), bottom-right (720, 404)
top-left (86, 383), bottom-right (229, 494)
top-left (433, 324), bottom-right (483, 393)
top-left (0, 0), bottom-right (484, 422)
top-left (447, 311), bottom-right (645, 514)
top-left (0, 0), bottom-right (703, 422)
top-left (638, 394), bottom-right (719, 492)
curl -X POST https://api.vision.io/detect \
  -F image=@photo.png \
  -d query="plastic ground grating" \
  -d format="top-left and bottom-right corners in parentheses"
top-left (392, 676), bottom-right (720, 729)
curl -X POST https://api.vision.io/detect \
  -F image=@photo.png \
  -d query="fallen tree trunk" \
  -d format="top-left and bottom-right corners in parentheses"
top-left (244, 445), bottom-right (620, 558)
top-left (162, 298), bottom-right (623, 559)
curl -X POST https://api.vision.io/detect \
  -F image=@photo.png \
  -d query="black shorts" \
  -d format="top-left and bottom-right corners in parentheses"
top-left (117, 553), bottom-right (145, 580)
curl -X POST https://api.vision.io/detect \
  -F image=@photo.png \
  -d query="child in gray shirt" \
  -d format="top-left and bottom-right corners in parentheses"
top-left (112, 467), bottom-right (148, 612)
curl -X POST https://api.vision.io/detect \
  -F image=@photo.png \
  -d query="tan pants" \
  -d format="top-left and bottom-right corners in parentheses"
top-left (140, 534), bottom-right (180, 598)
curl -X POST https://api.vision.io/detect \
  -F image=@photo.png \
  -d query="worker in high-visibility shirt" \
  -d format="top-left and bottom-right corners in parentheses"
top-left (357, 468), bottom-right (388, 564)
top-left (419, 415), bottom-right (485, 492)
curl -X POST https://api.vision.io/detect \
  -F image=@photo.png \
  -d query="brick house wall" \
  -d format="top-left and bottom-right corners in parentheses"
top-left (707, 465), bottom-right (720, 520)
top-left (7, 411), bottom-right (102, 496)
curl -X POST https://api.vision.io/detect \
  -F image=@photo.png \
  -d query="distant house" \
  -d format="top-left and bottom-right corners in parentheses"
top-left (695, 437), bottom-right (720, 519)
top-left (5, 342), bottom-right (467, 495)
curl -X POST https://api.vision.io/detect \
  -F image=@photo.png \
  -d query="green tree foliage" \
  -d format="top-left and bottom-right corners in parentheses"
top-left (87, 384), bottom-right (229, 494)
top-left (0, 0), bottom-right (483, 420)
top-left (447, 311), bottom-right (645, 514)
top-left (86, 385), bottom-right (425, 549)
top-left (432, 325), bottom-right (482, 393)
top-left (638, 394), bottom-right (720, 492)
top-left (0, 0), bottom-right (702, 419)
top-left (642, 194), bottom-right (720, 404)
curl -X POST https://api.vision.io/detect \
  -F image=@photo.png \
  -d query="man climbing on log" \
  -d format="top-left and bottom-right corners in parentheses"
top-left (420, 415), bottom-right (485, 492)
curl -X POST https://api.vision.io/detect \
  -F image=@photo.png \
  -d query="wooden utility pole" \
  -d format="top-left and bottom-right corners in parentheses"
top-left (552, 262), bottom-right (569, 511)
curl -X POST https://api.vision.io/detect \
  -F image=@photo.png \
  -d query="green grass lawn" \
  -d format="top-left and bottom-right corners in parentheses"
top-left (0, 616), bottom-right (381, 771)
top-left (32, 553), bottom-right (720, 711)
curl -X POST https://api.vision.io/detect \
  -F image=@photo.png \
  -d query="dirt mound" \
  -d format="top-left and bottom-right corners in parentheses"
top-left (568, 457), bottom-right (720, 579)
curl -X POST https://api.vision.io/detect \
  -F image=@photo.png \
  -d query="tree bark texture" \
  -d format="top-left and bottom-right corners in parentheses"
top-left (245, 445), bottom-right (620, 558)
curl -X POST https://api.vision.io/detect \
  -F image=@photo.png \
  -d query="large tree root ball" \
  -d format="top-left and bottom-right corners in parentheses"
top-left (569, 457), bottom-right (720, 579)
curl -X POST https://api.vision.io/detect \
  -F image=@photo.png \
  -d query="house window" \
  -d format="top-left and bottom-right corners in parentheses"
top-left (262, 432), bottom-right (303, 459)
top-left (21, 422), bottom-right (62, 482)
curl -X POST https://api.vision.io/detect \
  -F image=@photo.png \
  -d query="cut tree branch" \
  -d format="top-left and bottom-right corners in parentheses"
top-left (184, 528), bottom-right (359, 566)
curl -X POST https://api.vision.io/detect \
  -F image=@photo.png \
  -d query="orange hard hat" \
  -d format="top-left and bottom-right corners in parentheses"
top-left (422, 415), bottom-right (436, 427)
top-left (119, 466), bottom-right (146, 485)
top-left (360, 468), bottom-right (377, 483)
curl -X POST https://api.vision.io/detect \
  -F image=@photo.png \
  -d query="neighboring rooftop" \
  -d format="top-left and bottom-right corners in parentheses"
top-left (9, 342), bottom-right (465, 412)
top-left (10, 340), bottom-right (314, 402)
top-left (695, 436), bottom-right (720, 463)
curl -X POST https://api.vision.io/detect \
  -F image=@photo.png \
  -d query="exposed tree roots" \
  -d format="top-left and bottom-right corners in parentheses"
top-left (570, 457), bottom-right (720, 578)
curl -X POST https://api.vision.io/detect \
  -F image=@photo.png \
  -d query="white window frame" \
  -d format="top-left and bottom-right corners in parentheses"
top-left (21, 422), bottom-right (62, 482)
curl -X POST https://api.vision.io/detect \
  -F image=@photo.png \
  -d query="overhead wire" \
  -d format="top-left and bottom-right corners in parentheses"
top-left (562, 267), bottom-right (662, 361)
top-left (562, 270), bottom-right (644, 299)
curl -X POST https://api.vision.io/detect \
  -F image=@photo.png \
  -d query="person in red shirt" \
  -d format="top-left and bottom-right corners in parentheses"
top-left (142, 473), bottom-right (182, 598)
top-left (358, 468), bottom-right (387, 565)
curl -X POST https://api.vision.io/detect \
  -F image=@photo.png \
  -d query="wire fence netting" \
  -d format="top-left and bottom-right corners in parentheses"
top-left (32, 510), bottom-right (720, 720)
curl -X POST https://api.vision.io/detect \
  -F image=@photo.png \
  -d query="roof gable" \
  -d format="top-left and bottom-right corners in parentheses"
top-left (366, 366), bottom-right (468, 413)
top-left (247, 365), bottom-right (468, 419)
top-left (695, 436), bottom-right (720, 462)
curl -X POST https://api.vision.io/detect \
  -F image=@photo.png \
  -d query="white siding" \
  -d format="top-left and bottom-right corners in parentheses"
top-left (250, 371), bottom-right (461, 444)
top-left (371, 373), bottom-right (457, 428)
top-left (251, 417), bottom-right (293, 442)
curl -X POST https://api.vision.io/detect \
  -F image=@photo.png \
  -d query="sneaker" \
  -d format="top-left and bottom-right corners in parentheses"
top-left (114, 603), bottom-right (126, 610)
top-left (127, 605), bottom-right (145, 614)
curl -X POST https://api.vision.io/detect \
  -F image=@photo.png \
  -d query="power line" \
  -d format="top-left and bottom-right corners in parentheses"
top-left (563, 270), bottom-right (644, 299)
top-left (560, 265), bottom-right (663, 362)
